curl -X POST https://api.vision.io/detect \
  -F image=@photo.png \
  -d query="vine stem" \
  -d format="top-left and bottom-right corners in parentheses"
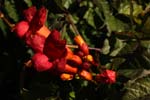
top-left (64, 13), bottom-right (80, 36)
top-left (0, 11), bottom-right (15, 28)
top-left (66, 44), bottom-right (101, 52)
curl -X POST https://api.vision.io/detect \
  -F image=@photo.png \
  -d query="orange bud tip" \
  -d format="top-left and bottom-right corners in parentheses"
top-left (83, 55), bottom-right (94, 62)
top-left (64, 64), bottom-right (78, 74)
top-left (60, 73), bottom-right (74, 81)
top-left (78, 70), bottom-right (93, 81)
top-left (74, 35), bottom-right (89, 55)
top-left (66, 47), bottom-right (74, 59)
top-left (74, 35), bottom-right (85, 45)
top-left (67, 54), bottom-right (82, 65)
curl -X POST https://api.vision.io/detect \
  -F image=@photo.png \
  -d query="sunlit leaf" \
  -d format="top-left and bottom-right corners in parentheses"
top-left (69, 91), bottom-right (75, 98)
top-left (62, 0), bottom-right (74, 9)
top-left (122, 75), bottom-right (150, 100)
top-left (119, 1), bottom-right (143, 17)
top-left (95, 0), bottom-right (129, 35)
top-left (101, 39), bottom-right (110, 54)
top-left (118, 1), bottom-right (143, 24)
top-left (4, 0), bottom-right (19, 22)
top-left (106, 16), bottom-right (129, 34)
top-left (24, 0), bottom-right (32, 7)
top-left (83, 8), bottom-right (96, 28)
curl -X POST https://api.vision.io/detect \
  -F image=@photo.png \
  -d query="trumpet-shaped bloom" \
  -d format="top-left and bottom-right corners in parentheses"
top-left (32, 29), bottom-right (67, 72)
top-left (32, 53), bottom-right (53, 72)
top-left (95, 70), bottom-right (116, 84)
top-left (43, 29), bottom-right (67, 61)
top-left (13, 6), bottom-right (50, 52)
top-left (24, 6), bottom-right (48, 52)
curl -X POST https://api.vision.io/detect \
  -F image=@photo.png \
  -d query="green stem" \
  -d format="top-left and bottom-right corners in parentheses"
top-left (65, 13), bottom-right (80, 36)
top-left (130, 0), bottom-right (134, 31)
top-left (0, 11), bottom-right (15, 28)
top-left (66, 44), bottom-right (101, 52)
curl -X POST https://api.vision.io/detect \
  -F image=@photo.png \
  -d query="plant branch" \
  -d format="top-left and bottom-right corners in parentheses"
top-left (0, 11), bottom-right (15, 28)
top-left (66, 44), bottom-right (102, 52)
top-left (64, 13), bottom-right (80, 35)
top-left (130, 0), bottom-right (134, 31)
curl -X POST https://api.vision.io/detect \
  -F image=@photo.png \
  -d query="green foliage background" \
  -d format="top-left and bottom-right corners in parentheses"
top-left (0, 0), bottom-right (150, 100)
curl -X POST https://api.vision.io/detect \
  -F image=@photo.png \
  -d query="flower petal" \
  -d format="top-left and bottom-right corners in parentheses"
top-left (29, 6), bottom-right (47, 33)
top-left (43, 30), bottom-right (67, 60)
top-left (13, 21), bottom-right (29, 38)
top-left (23, 6), bottom-right (37, 22)
top-left (32, 53), bottom-right (53, 72)
top-left (95, 70), bottom-right (116, 84)
top-left (25, 31), bottom-right (46, 52)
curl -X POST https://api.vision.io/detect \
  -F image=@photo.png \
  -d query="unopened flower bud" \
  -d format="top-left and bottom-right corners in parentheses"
top-left (83, 55), bottom-right (94, 62)
top-left (13, 21), bottom-right (29, 38)
top-left (60, 73), bottom-right (74, 81)
top-left (78, 70), bottom-right (93, 81)
top-left (81, 62), bottom-right (91, 70)
top-left (67, 54), bottom-right (82, 66)
top-left (75, 50), bottom-right (84, 58)
top-left (66, 47), bottom-right (74, 59)
top-left (64, 64), bottom-right (78, 74)
top-left (74, 35), bottom-right (89, 55)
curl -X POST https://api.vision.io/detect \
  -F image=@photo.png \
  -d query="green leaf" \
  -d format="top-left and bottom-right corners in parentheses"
top-left (119, 1), bottom-right (143, 17)
top-left (118, 1), bottom-right (143, 24)
top-left (141, 17), bottom-right (150, 35)
top-left (118, 69), bottom-right (144, 79)
top-left (0, 19), bottom-right (7, 37)
top-left (118, 41), bottom-right (137, 56)
top-left (141, 40), bottom-right (150, 49)
top-left (106, 16), bottom-right (129, 34)
top-left (110, 38), bottom-right (126, 56)
top-left (95, 0), bottom-right (129, 35)
top-left (62, 0), bottom-right (74, 9)
top-left (122, 74), bottom-right (150, 100)
top-left (69, 91), bottom-right (75, 98)
top-left (61, 24), bottom-right (73, 44)
top-left (4, 0), bottom-right (19, 22)
top-left (83, 8), bottom-right (96, 28)
top-left (24, 0), bottom-right (32, 7)
top-left (143, 48), bottom-right (150, 60)
top-left (111, 58), bottom-right (126, 70)
top-left (54, 0), bottom-right (65, 11)
top-left (101, 39), bottom-right (110, 54)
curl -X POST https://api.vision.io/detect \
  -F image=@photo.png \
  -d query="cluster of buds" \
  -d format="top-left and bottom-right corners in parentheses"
top-left (11, 6), bottom-right (116, 84)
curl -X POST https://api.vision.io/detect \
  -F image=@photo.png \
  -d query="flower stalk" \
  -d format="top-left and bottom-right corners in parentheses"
top-left (65, 13), bottom-right (80, 36)
top-left (0, 11), bottom-right (15, 28)
top-left (66, 44), bottom-right (101, 52)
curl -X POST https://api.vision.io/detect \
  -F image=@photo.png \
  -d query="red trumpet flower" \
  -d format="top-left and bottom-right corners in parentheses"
top-left (74, 35), bottom-right (89, 55)
top-left (13, 6), bottom-right (51, 52)
top-left (43, 29), bottom-right (67, 61)
top-left (31, 53), bottom-right (53, 72)
top-left (95, 70), bottom-right (116, 84)
top-left (31, 29), bottom-right (67, 73)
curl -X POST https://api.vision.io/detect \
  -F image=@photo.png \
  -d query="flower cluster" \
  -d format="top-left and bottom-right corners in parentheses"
top-left (13, 6), bottom-right (116, 84)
